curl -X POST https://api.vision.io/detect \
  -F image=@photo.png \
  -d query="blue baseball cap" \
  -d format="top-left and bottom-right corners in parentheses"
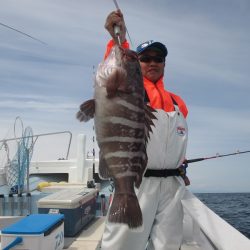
top-left (136, 40), bottom-right (168, 57)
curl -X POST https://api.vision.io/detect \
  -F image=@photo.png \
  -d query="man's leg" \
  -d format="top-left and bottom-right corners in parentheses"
top-left (147, 177), bottom-right (185, 250)
top-left (101, 178), bottom-right (160, 250)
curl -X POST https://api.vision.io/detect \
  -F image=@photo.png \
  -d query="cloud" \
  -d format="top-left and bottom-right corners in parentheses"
top-left (0, 99), bottom-right (77, 112)
top-left (187, 104), bottom-right (250, 158)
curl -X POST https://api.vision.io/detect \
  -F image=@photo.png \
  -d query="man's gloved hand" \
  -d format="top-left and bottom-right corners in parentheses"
top-left (105, 10), bottom-right (126, 44)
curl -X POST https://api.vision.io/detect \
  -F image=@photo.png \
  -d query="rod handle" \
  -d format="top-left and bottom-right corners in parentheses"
top-left (186, 158), bottom-right (205, 164)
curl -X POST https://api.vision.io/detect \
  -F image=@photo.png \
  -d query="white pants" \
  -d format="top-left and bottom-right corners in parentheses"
top-left (101, 176), bottom-right (185, 250)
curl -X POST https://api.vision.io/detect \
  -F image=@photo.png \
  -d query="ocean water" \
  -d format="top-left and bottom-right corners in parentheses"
top-left (195, 193), bottom-right (250, 239)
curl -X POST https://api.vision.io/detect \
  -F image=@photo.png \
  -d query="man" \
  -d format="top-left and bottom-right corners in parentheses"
top-left (101, 10), bottom-right (189, 250)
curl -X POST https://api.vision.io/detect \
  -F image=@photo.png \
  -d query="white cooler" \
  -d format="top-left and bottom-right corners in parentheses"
top-left (1, 214), bottom-right (64, 250)
top-left (37, 188), bottom-right (97, 237)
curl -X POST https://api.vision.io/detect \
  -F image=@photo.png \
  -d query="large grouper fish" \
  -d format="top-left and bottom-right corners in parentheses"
top-left (76, 45), bottom-right (156, 228)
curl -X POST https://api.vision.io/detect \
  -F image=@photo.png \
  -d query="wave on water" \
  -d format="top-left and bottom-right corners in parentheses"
top-left (195, 192), bottom-right (250, 239)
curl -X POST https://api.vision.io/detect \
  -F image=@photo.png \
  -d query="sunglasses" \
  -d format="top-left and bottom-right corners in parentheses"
top-left (139, 55), bottom-right (165, 63)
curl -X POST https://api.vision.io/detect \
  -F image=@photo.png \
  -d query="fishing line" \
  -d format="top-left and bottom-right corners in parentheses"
top-left (0, 22), bottom-right (47, 45)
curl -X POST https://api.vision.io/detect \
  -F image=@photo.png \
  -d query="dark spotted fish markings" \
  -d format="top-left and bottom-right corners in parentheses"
top-left (77, 45), bottom-right (156, 228)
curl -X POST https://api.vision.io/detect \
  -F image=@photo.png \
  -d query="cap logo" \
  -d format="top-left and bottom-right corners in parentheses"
top-left (136, 40), bottom-right (167, 57)
top-left (141, 40), bottom-right (154, 48)
top-left (141, 43), bottom-right (148, 48)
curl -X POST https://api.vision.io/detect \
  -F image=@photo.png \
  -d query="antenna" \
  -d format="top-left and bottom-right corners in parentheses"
top-left (92, 124), bottom-right (96, 179)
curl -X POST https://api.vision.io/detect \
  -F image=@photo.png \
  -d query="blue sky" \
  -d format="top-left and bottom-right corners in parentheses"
top-left (0, 0), bottom-right (250, 192)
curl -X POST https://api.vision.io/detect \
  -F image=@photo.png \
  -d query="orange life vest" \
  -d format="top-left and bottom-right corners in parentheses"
top-left (104, 40), bottom-right (130, 60)
top-left (104, 40), bottom-right (188, 118)
top-left (144, 77), bottom-right (188, 118)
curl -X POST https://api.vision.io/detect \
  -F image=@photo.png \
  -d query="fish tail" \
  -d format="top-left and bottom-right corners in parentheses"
top-left (108, 192), bottom-right (142, 228)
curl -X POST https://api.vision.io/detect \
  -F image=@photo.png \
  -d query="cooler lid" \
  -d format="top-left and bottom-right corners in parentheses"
top-left (37, 188), bottom-right (97, 209)
top-left (1, 214), bottom-right (64, 235)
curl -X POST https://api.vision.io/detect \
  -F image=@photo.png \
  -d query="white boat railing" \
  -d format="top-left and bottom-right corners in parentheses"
top-left (0, 130), bottom-right (72, 160)
top-left (182, 190), bottom-right (250, 250)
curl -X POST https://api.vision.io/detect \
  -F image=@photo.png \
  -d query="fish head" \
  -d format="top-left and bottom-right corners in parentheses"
top-left (95, 45), bottom-right (123, 87)
top-left (95, 45), bottom-right (143, 98)
top-left (119, 48), bottom-right (144, 94)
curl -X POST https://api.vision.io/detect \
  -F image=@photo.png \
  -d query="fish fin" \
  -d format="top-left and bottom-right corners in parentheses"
top-left (109, 192), bottom-right (142, 228)
top-left (76, 99), bottom-right (95, 122)
top-left (106, 68), bottom-right (127, 97)
top-left (98, 152), bottom-right (110, 179)
top-left (135, 175), bottom-right (142, 189)
top-left (144, 104), bottom-right (157, 144)
top-left (135, 148), bottom-right (148, 188)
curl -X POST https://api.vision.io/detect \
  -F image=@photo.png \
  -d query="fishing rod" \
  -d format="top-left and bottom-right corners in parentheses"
top-left (112, 0), bottom-right (133, 47)
top-left (0, 21), bottom-right (47, 45)
top-left (186, 150), bottom-right (250, 164)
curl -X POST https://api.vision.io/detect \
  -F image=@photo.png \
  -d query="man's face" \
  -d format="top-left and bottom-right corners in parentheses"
top-left (138, 49), bottom-right (165, 83)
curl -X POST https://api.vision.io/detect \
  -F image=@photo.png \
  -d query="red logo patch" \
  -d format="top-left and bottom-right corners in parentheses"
top-left (177, 126), bottom-right (186, 136)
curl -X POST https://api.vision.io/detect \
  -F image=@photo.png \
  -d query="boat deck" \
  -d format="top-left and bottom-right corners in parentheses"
top-left (63, 217), bottom-right (202, 250)
top-left (64, 217), bottom-right (105, 250)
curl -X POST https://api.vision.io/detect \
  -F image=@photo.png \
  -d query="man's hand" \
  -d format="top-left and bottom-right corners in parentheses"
top-left (105, 10), bottom-right (126, 44)
top-left (178, 161), bottom-right (190, 186)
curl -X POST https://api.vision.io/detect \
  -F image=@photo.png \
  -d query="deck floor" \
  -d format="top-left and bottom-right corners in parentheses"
top-left (64, 217), bottom-right (105, 250)
top-left (63, 217), bottom-right (201, 250)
